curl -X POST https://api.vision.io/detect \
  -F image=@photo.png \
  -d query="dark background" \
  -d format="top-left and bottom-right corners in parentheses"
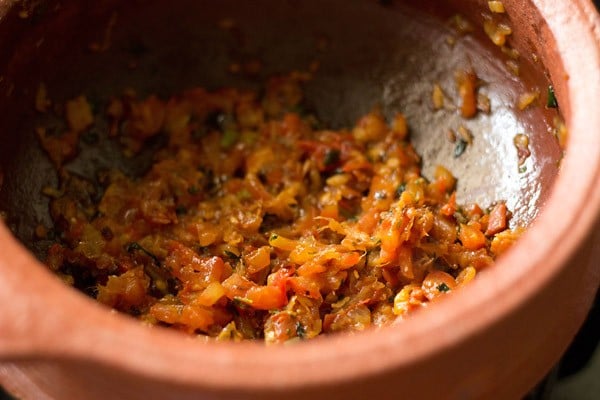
top-left (1, 1), bottom-right (600, 399)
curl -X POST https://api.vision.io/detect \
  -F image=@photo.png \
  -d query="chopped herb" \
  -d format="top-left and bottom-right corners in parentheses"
top-left (240, 130), bottom-right (258, 145)
top-left (453, 211), bottom-right (468, 224)
top-left (454, 139), bottom-right (468, 158)
top-left (206, 112), bottom-right (227, 131)
top-left (220, 128), bottom-right (239, 148)
top-left (233, 296), bottom-right (253, 308)
top-left (100, 226), bottom-right (113, 240)
top-left (81, 130), bottom-right (99, 144)
top-left (339, 205), bottom-right (357, 221)
top-left (323, 149), bottom-right (341, 167)
top-left (237, 188), bottom-right (252, 200)
top-left (289, 104), bottom-right (308, 116)
top-left (395, 183), bottom-right (406, 198)
top-left (547, 85), bottom-right (558, 108)
top-left (126, 242), bottom-right (160, 264)
top-left (438, 283), bottom-right (451, 292)
top-left (270, 233), bottom-right (279, 241)
top-left (518, 165), bottom-right (527, 173)
top-left (224, 250), bottom-right (240, 260)
top-left (175, 205), bottom-right (187, 215)
top-left (191, 126), bottom-right (207, 140)
top-left (195, 245), bottom-right (211, 256)
top-left (187, 186), bottom-right (199, 195)
top-left (126, 242), bottom-right (179, 296)
top-left (296, 322), bottom-right (307, 339)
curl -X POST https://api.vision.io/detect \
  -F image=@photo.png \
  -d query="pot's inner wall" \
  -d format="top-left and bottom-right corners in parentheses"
top-left (0, 0), bottom-right (562, 259)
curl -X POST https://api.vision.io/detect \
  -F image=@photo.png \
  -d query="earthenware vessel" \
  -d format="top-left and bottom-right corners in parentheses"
top-left (0, 0), bottom-right (598, 399)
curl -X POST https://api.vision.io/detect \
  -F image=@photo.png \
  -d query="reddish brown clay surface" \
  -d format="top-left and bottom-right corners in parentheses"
top-left (0, 0), bottom-right (599, 399)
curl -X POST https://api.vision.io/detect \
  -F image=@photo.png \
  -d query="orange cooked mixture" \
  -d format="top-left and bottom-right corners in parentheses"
top-left (40, 73), bottom-right (521, 343)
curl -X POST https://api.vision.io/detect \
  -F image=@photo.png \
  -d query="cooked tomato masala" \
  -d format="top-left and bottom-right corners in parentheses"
top-left (39, 73), bottom-right (521, 343)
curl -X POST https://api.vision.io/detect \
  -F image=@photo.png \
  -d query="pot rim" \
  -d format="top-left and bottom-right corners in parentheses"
top-left (1, 0), bottom-right (599, 393)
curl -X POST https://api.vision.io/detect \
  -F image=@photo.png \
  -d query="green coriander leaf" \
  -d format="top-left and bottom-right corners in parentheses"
top-left (547, 85), bottom-right (558, 108)
top-left (454, 139), bottom-right (468, 158)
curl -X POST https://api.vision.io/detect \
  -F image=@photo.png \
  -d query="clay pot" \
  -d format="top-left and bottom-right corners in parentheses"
top-left (0, 0), bottom-right (599, 399)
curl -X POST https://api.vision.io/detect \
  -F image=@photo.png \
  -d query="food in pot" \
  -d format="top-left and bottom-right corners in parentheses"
top-left (37, 73), bottom-right (521, 343)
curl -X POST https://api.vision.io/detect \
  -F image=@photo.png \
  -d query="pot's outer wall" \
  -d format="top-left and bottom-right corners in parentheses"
top-left (0, 223), bottom-right (598, 400)
top-left (0, 0), bottom-right (599, 399)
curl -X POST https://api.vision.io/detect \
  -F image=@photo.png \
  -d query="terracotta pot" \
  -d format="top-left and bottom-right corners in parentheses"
top-left (0, 0), bottom-right (599, 399)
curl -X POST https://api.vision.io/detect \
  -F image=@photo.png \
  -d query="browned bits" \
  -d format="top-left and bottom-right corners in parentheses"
top-left (125, 95), bottom-right (166, 150)
top-left (353, 111), bottom-right (387, 143)
top-left (446, 129), bottom-right (457, 143)
top-left (483, 18), bottom-right (512, 47)
top-left (392, 113), bottom-right (408, 140)
top-left (456, 69), bottom-right (478, 118)
top-left (477, 93), bottom-right (491, 114)
top-left (65, 96), bottom-right (94, 133)
top-left (485, 203), bottom-right (508, 236)
top-left (488, 1), bottom-right (506, 13)
top-left (517, 90), bottom-right (540, 110)
top-left (445, 35), bottom-right (457, 47)
top-left (449, 14), bottom-right (474, 35)
top-left (101, 226), bottom-right (114, 241)
top-left (35, 224), bottom-right (48, 239)
top-left (41, 186), bottom-right (63, 199)
top-left (432, 83), bottom-right (445, 110)
top-left (553, 116), bottom-right (569, 149)
top-left (36, 126), bottom-right (79, 168)
top-left (506, 60), bottom-right (520, 76)
top-left (457, 125), bottom-right (473, 144)
top-left (501, 46), bottom-right (520, 60)
top-left (513, 133), bottom-right (531, 166)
